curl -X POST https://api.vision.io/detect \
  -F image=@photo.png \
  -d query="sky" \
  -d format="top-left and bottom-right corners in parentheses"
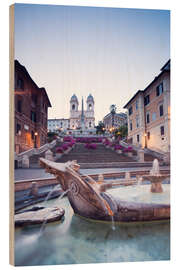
top-left (14, 3), bottom-right (170, 124)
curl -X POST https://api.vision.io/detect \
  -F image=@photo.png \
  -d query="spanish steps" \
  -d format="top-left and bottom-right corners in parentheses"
top-left (29, 142), bottom-right (162, 168)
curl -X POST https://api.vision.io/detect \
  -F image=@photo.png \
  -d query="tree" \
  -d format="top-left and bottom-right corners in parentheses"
top-left (47, 131), bottom-right (58, 142)
top-left (114, 125), bottom-right (128, 140)
top-left (95, 121), bottom-right (105, 134)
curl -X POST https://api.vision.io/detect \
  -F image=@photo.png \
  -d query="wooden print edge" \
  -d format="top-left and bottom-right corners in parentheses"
top-left (9, 4), bottom-right (15, 266)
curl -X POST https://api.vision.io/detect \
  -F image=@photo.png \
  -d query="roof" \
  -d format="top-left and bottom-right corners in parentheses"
top-left (48, 118), bottom-right (69, 121)
top-left (123, 59), bottom-right (170, 109)
top-left (87, 94), bottom-right (94, 101)
top-left (15, 60), bottom-right (52, 107)
top-left (103, 112), bottom-right (127, 120)
top-left (123, 90), bottom-right (143, 109)
top-left (70, 94), bottom-right (78, 102)
top-left (160, 59), bottom-right (170, 71)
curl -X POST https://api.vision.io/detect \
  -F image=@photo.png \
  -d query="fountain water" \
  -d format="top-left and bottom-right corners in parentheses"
top-left (39, 189), bottom-right (70, 235)
top-left (150, 159), bottom-right (160, 176)
top-left (15, 184), bottom-right (66, 227)
top-left (141, 159), bottom-right (170, 193)
top-left (111, 215), bottom-right (115, 231)
top-left (43, 184), bottom-right (60, 204)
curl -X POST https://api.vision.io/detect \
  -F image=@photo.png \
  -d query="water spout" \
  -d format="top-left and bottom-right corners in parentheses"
top-left (111, 216), bottom-right (115, 231)
top-left (39, 189), bottom-right (70, 235)
top-left (150, 159), bottom-right (160, 176)
top-left (43, 184), bottom-right (60, 204)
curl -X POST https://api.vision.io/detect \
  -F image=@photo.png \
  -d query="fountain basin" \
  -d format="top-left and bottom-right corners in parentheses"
top-left (15, 195), bottom-right (170, 266)
top-left (141, 175), bottom-right (170, 193)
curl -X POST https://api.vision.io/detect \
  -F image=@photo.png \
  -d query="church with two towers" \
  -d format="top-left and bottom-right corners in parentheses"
top-left (69, 94), bottom-right (95, 131)
top-left (48, 94), bottom-right (95, 134)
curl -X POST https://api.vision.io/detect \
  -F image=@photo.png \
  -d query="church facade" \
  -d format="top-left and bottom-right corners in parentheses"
top-left (69, 94), bottom-right (95, 130)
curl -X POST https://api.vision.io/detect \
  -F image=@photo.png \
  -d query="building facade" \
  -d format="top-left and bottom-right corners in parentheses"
top-left (69, 94), bottom-right (95, 130)
top-left (103, 112), bottom-right (127, 131)
top-left (48, 118), bottom-right (70, 132)
top-left (15, 60), bottom-right (52, 153)
top-left (123, 60), bottom-right (170, 152)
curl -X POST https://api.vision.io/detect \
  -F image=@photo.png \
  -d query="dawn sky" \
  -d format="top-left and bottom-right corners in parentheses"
top-left (14, 4), bottom-right (170, 124)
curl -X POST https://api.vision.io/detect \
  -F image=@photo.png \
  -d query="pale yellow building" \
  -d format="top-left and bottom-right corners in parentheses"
top-left (123, 60), bottom-right (170, 152)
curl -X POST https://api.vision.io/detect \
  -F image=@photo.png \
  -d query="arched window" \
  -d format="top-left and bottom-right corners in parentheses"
top-left (72, 104), bottom-right (75, 110)
top-left (89, 122), bottom-right (92, 128)
top-left (89, 104), bottom-right (92, 110)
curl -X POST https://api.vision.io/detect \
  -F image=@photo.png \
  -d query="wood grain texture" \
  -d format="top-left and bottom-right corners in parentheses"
top-left (9, 4), bottom-right (14, 266)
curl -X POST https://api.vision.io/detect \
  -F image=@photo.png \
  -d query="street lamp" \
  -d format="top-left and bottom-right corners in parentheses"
top-left (34, 131), bottom-right (38, 148)
top-left (144, 132), bottom-right (147, 148)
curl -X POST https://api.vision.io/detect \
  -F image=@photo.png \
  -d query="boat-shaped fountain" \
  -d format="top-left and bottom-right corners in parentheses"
top-left (39, 158), bottom-right (170, 222)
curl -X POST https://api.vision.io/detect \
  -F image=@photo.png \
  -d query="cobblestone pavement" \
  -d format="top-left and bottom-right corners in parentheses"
top-left (14, 166), bottom-right (170, 181)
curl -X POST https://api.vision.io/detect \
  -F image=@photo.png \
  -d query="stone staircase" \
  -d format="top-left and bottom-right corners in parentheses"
top-left (28, 142), bottom-right (162, 169)
top-left (57, 143), bottom-right (135, 164)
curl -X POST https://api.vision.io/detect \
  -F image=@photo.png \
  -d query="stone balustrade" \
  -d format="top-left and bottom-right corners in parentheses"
top-left (15, 139), bottom-right (57, 161)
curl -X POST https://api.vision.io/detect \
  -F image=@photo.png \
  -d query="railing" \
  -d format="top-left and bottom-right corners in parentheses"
top-left (119, 141), bottom-right (165, 160)
top-left (143, 148), bottom-right (165, 160)
top-left (15, 139), bottom-right (57, 161)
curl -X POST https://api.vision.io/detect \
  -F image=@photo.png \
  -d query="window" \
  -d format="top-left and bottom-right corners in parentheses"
top-left (130, 121), bottom-right (133, 131)
top-left (72, 104), bottom-right (75, 110)
top-left (136, 116), bottom-right (139, 128)
top-left (156, 83), bottom-right (163, 96)
top-left (159, 104), bottom-right (164, 117)
top-left (17, 100), bottom-right (22, 113)
top-left (17, 77), bottom-right (24, 89)
top-left (129, 106), bottom-right (133, 115)
top-left (160, 126), bottom-right (165, 136)
top-left (89, 104), bottom-right (92, 110)
top-left (31, 111), bottom-right (37, 122)
top-left (144, 95), bottom-right (150, 106)
top-left (146, 113), bottom-right (150, 124)
top-left (89, 122), bottom-right (92, 128)
top-left (147, 132), bottom-right (150, 140)
top-left (137, 134), bottom-right (140, 142)
top-left (16, 123), bottom-right (21, 134)
top-left (152, 112), bottom-right (156, 121)
top-left (136, 99), bottom-right (139, 110)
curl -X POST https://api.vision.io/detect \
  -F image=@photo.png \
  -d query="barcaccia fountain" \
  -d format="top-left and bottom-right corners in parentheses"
top-left (14, 157), bottom-right (170, 265)
top-left (39, 157), bottom-right (170, 222)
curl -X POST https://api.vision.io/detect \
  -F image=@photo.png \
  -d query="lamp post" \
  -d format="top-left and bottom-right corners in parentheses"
top-left (34, 132), bottom-right (38, 148)
top-left (144, 132), bottom-right (147, 148)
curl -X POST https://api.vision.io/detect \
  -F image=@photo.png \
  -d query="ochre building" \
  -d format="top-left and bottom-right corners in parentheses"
top-left (14, 60), bottom-right (52, 153)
